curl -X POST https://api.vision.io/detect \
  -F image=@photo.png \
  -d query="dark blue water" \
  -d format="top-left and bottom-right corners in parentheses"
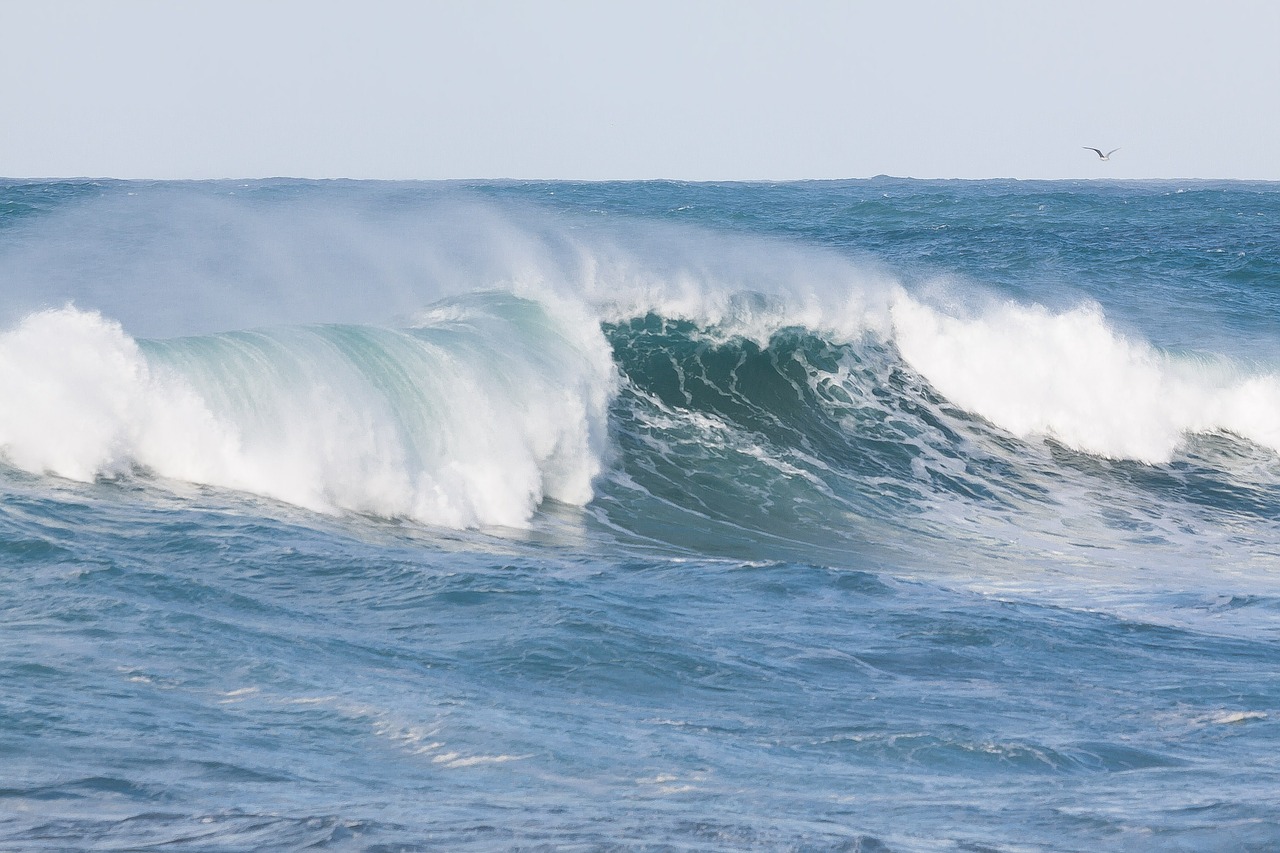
top-left (1, 179), bottom-right (1278, 851)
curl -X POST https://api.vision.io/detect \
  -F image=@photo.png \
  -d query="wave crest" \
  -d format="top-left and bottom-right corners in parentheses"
top-left (891, 296), bottom-right (1280, 463)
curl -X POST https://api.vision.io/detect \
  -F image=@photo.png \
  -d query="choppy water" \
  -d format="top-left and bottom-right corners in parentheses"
top-left (1, 178), bottom-right (1278, 851)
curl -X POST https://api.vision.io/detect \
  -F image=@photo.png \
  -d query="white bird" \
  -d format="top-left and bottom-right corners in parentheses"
top-left (1083, 147), bottom-right (1120, 161)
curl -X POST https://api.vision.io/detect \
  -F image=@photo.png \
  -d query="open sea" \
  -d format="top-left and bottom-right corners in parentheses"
top-left (1, 177), bottom-right (1278, 852)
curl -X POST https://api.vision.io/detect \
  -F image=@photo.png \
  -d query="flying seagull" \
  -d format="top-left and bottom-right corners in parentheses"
top-left (1083, 147), bottom-right (1120, 161)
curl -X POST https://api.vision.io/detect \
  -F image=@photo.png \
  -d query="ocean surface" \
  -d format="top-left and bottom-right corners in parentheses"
top-left (1, 177), bottom-right (1278, 852)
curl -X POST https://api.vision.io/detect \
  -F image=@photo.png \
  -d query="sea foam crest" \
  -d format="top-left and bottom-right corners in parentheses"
top-left (0, 306), bottom-right (240, 483)
top-left (891, 296), bottom-right (1280, 463)
top-left (0, 297), bottom-right (615, 528)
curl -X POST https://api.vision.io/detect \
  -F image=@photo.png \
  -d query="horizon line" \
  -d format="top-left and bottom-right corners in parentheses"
top-left (3, 173), bottom-right (1278, 184)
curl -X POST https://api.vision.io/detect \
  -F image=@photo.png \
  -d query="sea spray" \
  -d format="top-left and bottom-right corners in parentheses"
top-left (891, 294), bottom-right (1280, 462)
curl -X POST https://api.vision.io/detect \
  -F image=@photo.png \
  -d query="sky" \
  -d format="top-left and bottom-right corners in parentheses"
top-left (2, 0), bottom-right (1277, 181)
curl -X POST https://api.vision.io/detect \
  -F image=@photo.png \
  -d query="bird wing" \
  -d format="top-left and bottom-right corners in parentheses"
top-left (1083, 147), bottom-right (1104, 157)
top-left (1106, 148), bottom-right (1121, 157)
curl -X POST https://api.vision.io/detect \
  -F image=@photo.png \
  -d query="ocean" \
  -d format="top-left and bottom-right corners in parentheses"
top-left (1, 177), bottom-right (1277, 851)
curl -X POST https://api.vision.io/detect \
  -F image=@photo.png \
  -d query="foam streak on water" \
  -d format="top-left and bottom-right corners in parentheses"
top-left (1, 178), bottom-right (1278, 852)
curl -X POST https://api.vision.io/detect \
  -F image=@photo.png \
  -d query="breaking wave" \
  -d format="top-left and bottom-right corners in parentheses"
top-left (0, 294), bottom-right (614, 528)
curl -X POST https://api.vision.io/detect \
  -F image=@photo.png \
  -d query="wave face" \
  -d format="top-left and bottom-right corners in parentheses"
top-left (597, 299), bottom-right (1280, 586)
top-left (2, 178), bottom-right (1279, 852)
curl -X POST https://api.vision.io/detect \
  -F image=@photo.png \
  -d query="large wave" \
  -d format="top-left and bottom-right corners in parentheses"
top-left (3, 287), bottom-right (1280, 539)
top-left (3, 184), bottom-right (1279, 544)
top-left (594, 298), bottom-right (1280, 588)
top-left (0, 294), bottom-right (615, 528)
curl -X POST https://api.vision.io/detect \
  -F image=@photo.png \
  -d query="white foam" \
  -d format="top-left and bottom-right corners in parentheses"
top-left (891, 295), bottom-right (1280, 463)
top-left (0, 306), bottom-right (243, 483)
top-left (1209, 710), bottom-right (1267, 724)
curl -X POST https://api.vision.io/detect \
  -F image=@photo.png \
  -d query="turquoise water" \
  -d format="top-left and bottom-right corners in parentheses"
top-left (1, 179), bottom-right (1278, 851)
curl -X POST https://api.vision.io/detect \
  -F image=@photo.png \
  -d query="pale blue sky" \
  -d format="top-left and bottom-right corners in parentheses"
top-left (2, 0), bottom-right (1277, 180)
